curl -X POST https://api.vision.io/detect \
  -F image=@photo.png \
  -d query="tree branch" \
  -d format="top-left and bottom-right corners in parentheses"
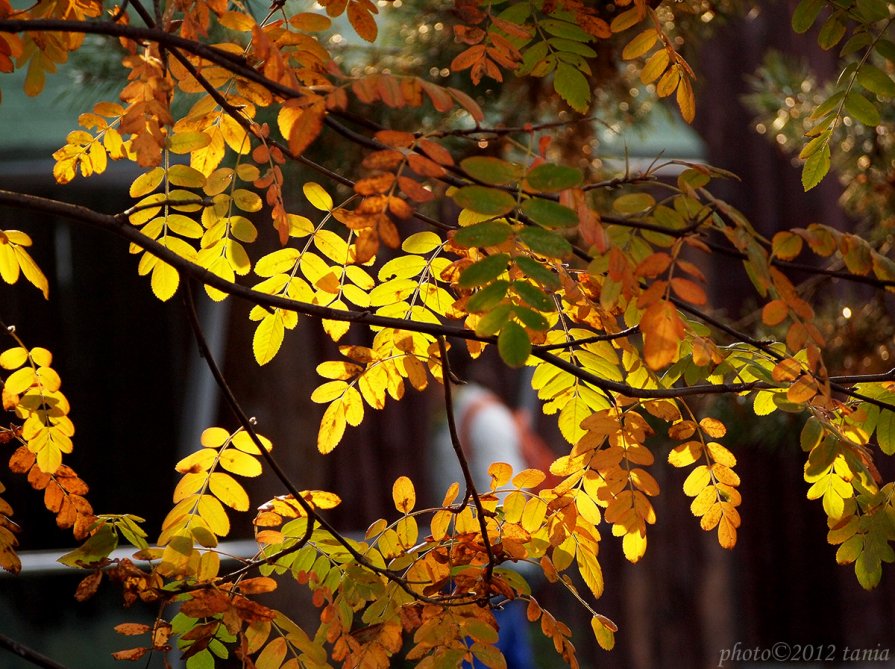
top-left (437, 338), bottom-right (497, 586)
top-left (0, 633), bottom-right (70, 669)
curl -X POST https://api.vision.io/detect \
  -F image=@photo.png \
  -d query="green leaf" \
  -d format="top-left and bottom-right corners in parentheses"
top-left (539, 18), bottom-right (590, 41)
top-left (857, 63), bottom-right (895, 98)
top-left (547, 38), bottom-right (597, 58)
top-left (856, 0), bottom-right (890, 23)
top-left (498, 321), bottom-right (531, 367)
top-left (58, 525), bottom-right (119, 567)
top-left (840, 31), bottom-right (872, 56)
top-left (817, 14), bottom-right (846, 50)
top-left (877, 407), bottom-right (895, 455)
top-left (517, 40), bottom-right (550, 77)
top-left (467, 280), bottom-right (509, 313)
top-left (511, 280), bottom-right (555, 311)
top-left (809, 90), bottom-right (845, 119)
top-left (844, 91), bottom-right (881, 126)
top-left (791, 0), bottom-right (825, 33)
top-left (460, 157), bottom-right (521, 186)
top-left (554, 62), bottom-right (591, 112)
top-left (802, 144), bottom-right (831, 191)
top-left (514, 255), bottom-right (561, 290)
top-left (452, 186), bottom-right (517, 216)
top-left (613, 192), bottom-right (655, 213)
top-left (518, 226), bottom-right (573, 258)
top-left (453, 221), bottom-right (514, 248)
top-left (525, 163), bottom-right (583, 192)
top-left (512, 305), bottom-right (549, 330)
top-left (475, 303), bottom-right (512, 337)
top-left (875, 38), bottom-right (895, 62)
top-left (458, 253), bottom-right (510, 288)
top-left (519, 198), bottom-right (579, 228)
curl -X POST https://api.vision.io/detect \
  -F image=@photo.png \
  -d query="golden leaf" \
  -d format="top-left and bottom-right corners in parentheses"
top-left (392, 475), bottom-right (416, 513)
top-left (318, 401), bottom-right (347, 454)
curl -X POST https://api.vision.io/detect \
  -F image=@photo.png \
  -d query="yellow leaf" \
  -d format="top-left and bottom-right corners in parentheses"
top-left (488, 462), bottom-right (513, 489)
top-left (521, 496), bottom-right (547, 533)
top-left (256, 637), bottom-right (287, 669)
top-left (175, 449), bottom-right (217, 474)
top-left (168, 131), bottom-right (211, 154)
top-left (622, 28), bottom-right (657, 60)
top-left (402, 231), bottom-right (442, 254)
top-left (167, 165), bottom-right (206, 189)
top-left (591, 614), bottom-right (617, 651)
top-left (392, 475), bottom-right (416, 513)
top-left (13, 247), bottom-right (49, 298)
top-left (254, 313), bottom-right (285, 366)
top-left (201, 427), bottom-right (230, 449)
top-left (431, 509), bottom-right (451, 541)
top-left (342, 386), bottom-right (364, 427)
top-left (4, 367), bottom-right (35, 395)
top-left (717, 514), bottom-right (737, 549)
top-left (219, 449), bottom-right (262, 477)
top-left (150, 260), bottom-right (179, 301)
top-left (640, 49), bottom-right (670, 84)
top-left (129, 167), bottom-right (165, 198)
top-left (668, 441), bottom-right (701, 467)
top-left (395, 515), bottom-right (418, 548)
top-left (676, 75), bottom-right (695, 123)
top-left (318, 401), bottom-right (347, 454)
top-left (682, 465), bottom-right (711, 496)
top-left (230, 430), bottom-right (272, 454)
top-left (303, 182), bottom-right (333, 211)
top-left (622, 529), bottom-right (647, 562)
top-left (197, 494), bottom-right (230, 536)
top-left (208, 472), bottom-right (250, 511)
top-left (0, 346), bottom-right (28, 370)
top-left (577, 548), bottom-right (603, 598)
top-left (512, 468), bottom-right (547, 490)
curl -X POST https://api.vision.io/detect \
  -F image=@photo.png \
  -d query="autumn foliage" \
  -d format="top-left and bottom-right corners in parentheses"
top-left (1, 0), bottom-right (895, 666)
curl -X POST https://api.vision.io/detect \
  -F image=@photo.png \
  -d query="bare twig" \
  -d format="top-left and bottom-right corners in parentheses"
top-left (438, 337), bottom-right (497, 585)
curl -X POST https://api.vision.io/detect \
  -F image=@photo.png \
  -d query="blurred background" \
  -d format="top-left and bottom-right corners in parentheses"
top-left (1, 0), bottom-right (894, 667)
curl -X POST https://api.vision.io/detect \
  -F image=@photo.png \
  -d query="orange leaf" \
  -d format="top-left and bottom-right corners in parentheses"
top-left (669, 277), bottom-right (706, 305)
top-left (640, 300), bottom-right (684, 370)
top-left (347, 1), bottom-right (377, 42)
top-left (762, 299), bottom-right (789, 326)
top-left (451, 45), bottom-right (486, 72)
top-left (288, 103), bottom-right (325, 158)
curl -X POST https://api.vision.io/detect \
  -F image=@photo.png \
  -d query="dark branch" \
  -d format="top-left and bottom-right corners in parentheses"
top-left (437, 338), bottom-right (497, 585)
top-left (0, 633), bottom-right (70, 669)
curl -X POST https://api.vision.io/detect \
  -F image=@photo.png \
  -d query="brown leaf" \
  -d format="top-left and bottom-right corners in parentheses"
top-left (111, 647), bottom-right (149, 661)
top-left (180, 590), bottom-right (231, 618)
top-left (75, 570), bottom-right (103, 602)
top-left (115, 623), bottom-right (152, 636)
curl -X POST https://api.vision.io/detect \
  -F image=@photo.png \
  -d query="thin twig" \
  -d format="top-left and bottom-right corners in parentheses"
top-left (438, 337), bottom-right (497, 586)
top-left (0, 633), bottom-right (70, 669)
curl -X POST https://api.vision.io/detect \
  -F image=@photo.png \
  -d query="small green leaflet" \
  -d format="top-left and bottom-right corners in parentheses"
top-left (498, 321), bottom-right (531, 367)
top-left (525, 163), bottom-right (583, 192)
top-left (802, 144), bottom-right (830, 191)
top-left (520, 198), bottom-right (579, 228)
top-left (459, 253), bottom-right (510, 288)
top-left (554, 62), bottom-right (590, 113)
top-left (452, 186), bottom-right (516, 216)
